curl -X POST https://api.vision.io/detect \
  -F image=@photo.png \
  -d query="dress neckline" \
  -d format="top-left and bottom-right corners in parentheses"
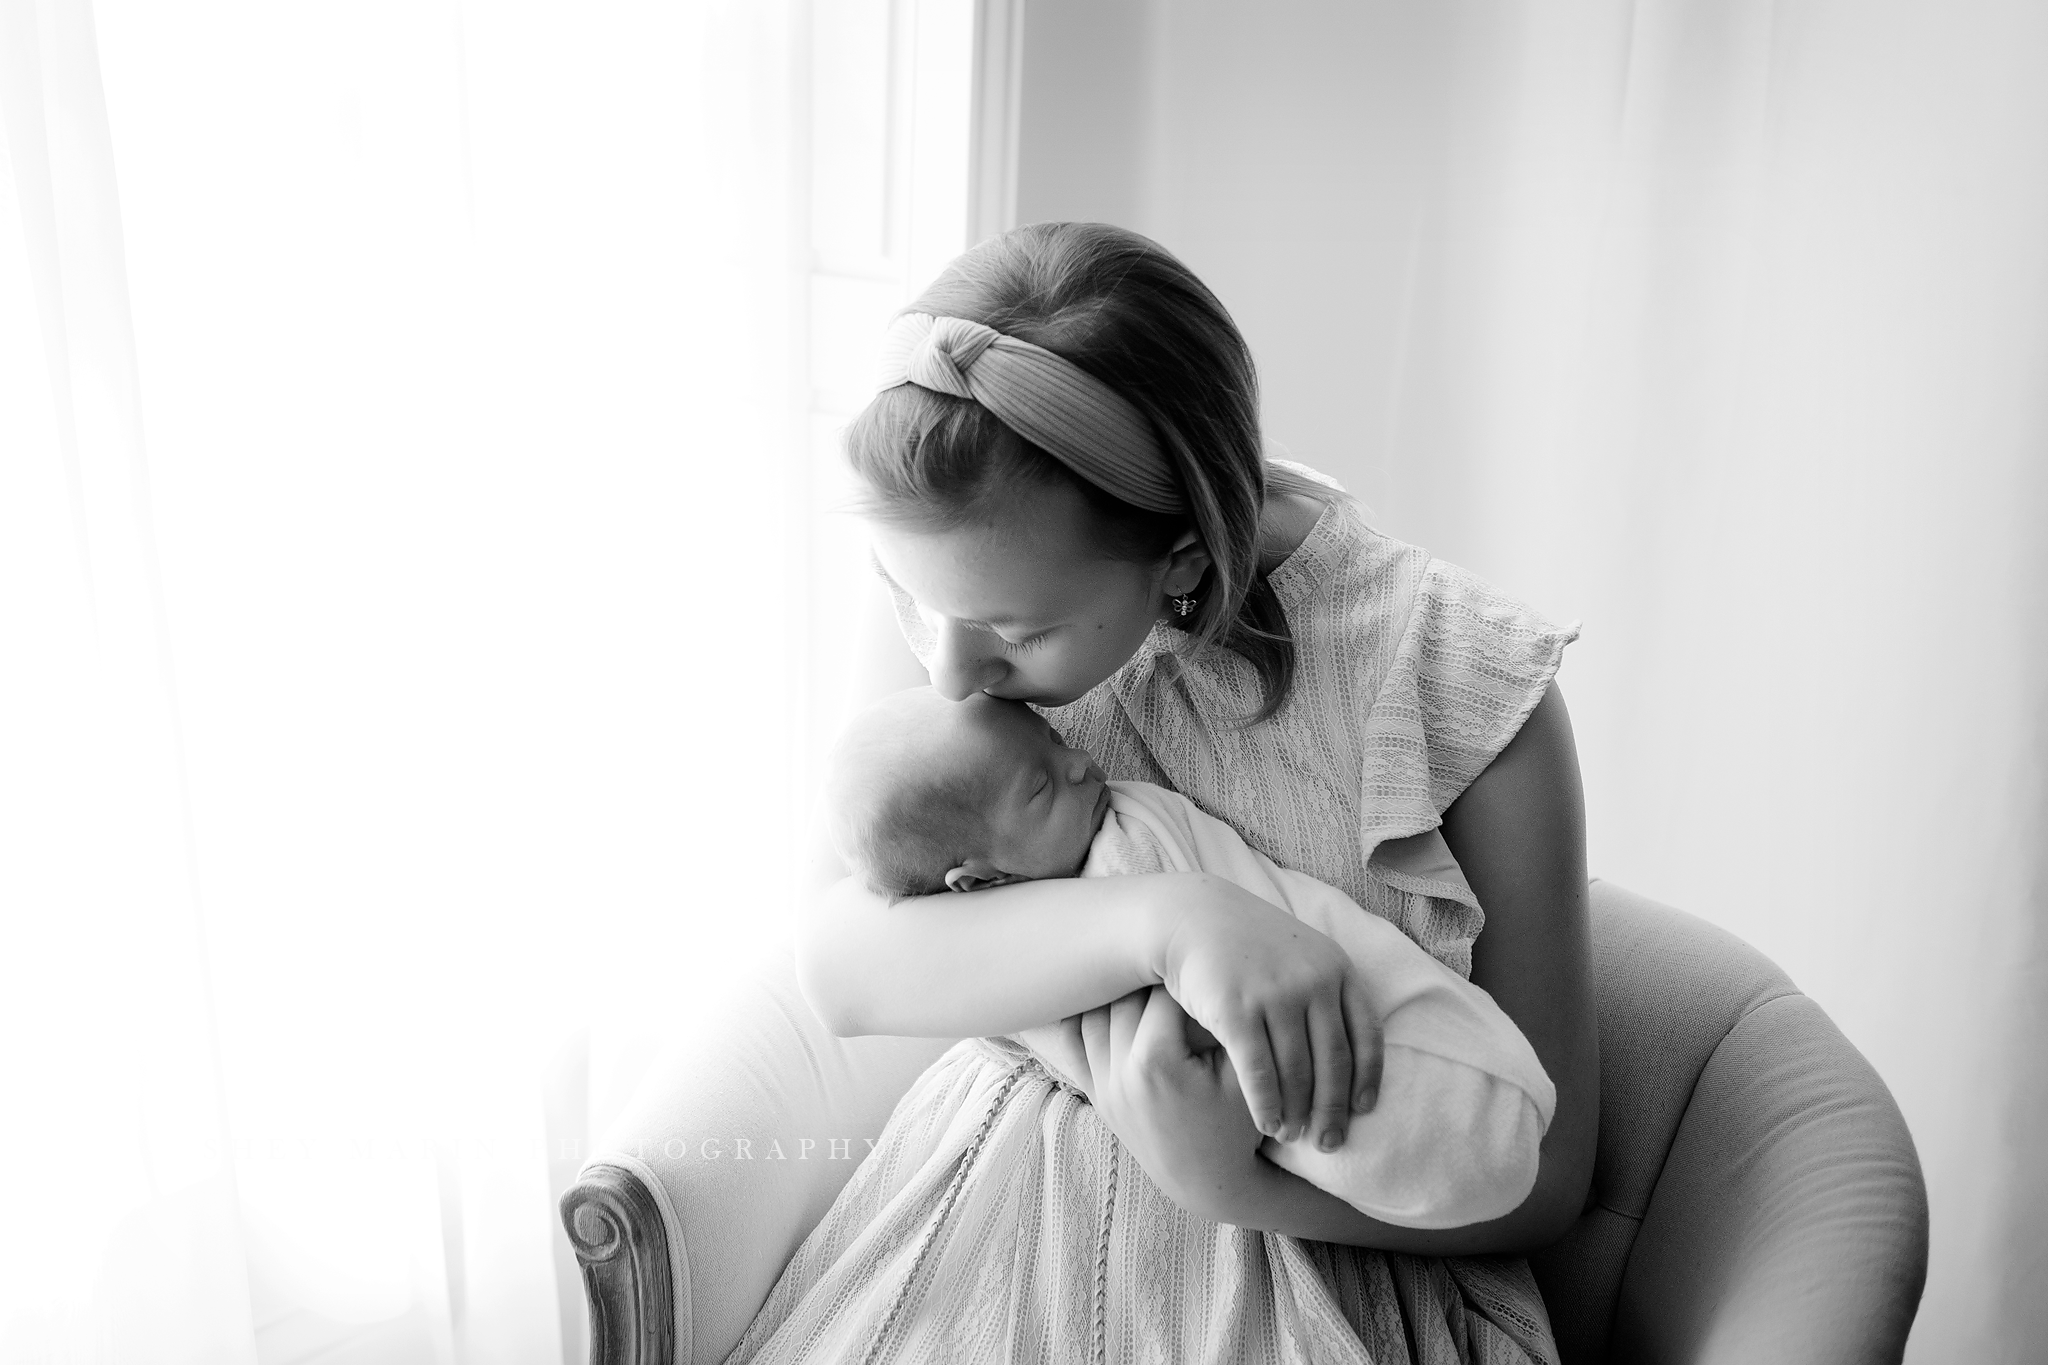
top-left (1265, 494), bottom-right (1346, 609)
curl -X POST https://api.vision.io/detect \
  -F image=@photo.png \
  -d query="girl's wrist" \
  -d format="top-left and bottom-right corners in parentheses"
top-left (1136, 872), bottom-right (1211, 986)
top-left (1207, 1156), bottom-right (1286, 1229)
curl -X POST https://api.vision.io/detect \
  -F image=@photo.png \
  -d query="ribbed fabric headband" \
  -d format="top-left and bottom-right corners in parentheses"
top-left (876, 312), bottom-right (1187, 514)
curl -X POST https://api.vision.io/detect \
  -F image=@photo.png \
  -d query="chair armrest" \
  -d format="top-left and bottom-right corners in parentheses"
top-left (1531, 881), bottom-right (1804, 1362)
top-left (559, 950), bottom-right (956, 1365)
top-left (561, 1163), bottom-right (679, 1365)
top-left (1613, 993), bottom-right (1929, 1365)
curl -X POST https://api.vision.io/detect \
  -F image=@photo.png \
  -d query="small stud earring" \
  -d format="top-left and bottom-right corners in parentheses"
top-left (1172, 594), bottom-right (1198, 618)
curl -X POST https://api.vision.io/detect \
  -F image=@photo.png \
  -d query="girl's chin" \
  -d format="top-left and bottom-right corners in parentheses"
top-left (985, 685), bottom-right (1083, 708)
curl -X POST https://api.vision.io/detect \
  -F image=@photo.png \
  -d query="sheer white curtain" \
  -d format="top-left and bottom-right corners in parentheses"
top-left (0, 0), bottom-right (969, 1359)
top-left (1012, 1), bottom-right (2048, 1358)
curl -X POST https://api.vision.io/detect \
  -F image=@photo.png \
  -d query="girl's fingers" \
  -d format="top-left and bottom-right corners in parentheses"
top-left (1079, 1005), bottom-right (1112, 1087)
top-left (1223, 1018), bottom-right (1285, 1138)
top-left (1108, 989), bottom-right (1146, 1065)
top-left (1342, 979), bottom-right (1384, 1113)
top-left (1268, 1008), bottom-right (1316, 1142)
top-left (1066, 1013), bottom-right (1092, 1056)
top-left (1057, 1014), bottom-right (1092, 1098)
top-left (1130, 986), bottom-right (1192, 1067)
top-left (1082, 993), bottom-right (1148, 1098)
top-left (1305, 999), bottom-right (1355, 1152)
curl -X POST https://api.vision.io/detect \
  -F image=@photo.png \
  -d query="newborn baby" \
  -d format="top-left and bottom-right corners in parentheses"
top-left (826, 687), bottom-right (1556, 1230)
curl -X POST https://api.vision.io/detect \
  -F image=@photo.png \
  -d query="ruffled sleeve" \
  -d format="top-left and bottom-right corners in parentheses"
top-left (1348, 555), bottom-right (1577, 973)
top-left (1358, 557), bottom-right (1579, 854)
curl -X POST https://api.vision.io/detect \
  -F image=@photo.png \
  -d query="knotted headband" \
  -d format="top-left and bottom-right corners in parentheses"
top-left (875, 313), bottom-right (1187, 514)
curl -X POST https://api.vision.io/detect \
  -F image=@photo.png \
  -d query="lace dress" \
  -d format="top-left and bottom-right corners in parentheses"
top-left (727, 475), bottom-right (1579, 1365)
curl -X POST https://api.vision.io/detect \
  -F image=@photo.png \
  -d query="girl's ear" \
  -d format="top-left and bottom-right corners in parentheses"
top-left (944, 859), bottom-right (1026, 893)
top-left (1160, 529), bottom-right (1212, 599)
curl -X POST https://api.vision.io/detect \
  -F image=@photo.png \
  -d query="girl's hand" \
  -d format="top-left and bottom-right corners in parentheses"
top-left (1154, 877), bottom-right (1382, 1150)
top-left (1075, 987), bottom-right (1267, 1221)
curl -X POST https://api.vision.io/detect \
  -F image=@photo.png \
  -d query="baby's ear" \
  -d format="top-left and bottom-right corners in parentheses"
top-left (944, 859), bottom-right (1026, 894)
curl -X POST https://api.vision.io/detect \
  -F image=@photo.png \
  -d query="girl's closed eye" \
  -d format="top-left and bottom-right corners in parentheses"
top-left (1004, 630), bottom-right (1051, 653)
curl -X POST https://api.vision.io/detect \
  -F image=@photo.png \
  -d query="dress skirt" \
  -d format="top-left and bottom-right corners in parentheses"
top-left (726, 1037), bottom-right (1558, 1365)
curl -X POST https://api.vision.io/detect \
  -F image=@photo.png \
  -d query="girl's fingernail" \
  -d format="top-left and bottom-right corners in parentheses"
top-left (1318, 1127), bottom-right (1342, 1152)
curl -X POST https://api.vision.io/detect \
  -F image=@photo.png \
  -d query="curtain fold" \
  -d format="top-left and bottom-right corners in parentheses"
top-left (3, 0), bottom-right (972, 1359)
top-left (1, 0), bottom-right (257, 1358)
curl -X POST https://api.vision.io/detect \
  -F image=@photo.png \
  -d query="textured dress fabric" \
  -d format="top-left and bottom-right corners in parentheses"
top-left (726, 474), bottom-right (1578, 1365)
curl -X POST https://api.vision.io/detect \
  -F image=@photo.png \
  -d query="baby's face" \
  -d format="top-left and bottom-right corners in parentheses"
top-left (947, 696), bottom-right (1111, 884)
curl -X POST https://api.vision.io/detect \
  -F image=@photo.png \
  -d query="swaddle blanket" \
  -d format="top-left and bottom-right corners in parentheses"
top-left (1021, 780), bottom-right (1554, 1230)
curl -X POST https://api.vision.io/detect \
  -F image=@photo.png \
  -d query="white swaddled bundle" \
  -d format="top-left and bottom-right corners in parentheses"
top-left (1019, 780), bottom-right (1556, 1230)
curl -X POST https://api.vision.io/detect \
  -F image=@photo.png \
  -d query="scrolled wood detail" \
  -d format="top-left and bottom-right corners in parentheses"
top-left (560, 1163), bottom-right (678, 1365)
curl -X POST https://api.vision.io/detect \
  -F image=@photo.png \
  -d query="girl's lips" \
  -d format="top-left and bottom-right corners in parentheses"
top-left (984, 684), bottom-right (1083, 708)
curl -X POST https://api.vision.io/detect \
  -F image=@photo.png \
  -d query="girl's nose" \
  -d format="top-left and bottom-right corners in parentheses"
top-left (928, 619), bottom-right (1007, 701)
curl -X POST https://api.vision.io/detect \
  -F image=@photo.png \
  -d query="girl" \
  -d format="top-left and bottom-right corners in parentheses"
top-left (732, 223), bottom-right (1596, 1364)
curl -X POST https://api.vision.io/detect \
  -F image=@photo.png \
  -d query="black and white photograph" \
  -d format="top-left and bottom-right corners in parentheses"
top-left (2, 1), bottom-right (2041, 1362)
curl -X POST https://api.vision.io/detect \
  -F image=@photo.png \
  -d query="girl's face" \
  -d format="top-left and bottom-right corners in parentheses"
top-left (869, 477), bottom-right (1177, 708)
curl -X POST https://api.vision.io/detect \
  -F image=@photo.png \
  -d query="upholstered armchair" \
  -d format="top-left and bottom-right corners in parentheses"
top-left (559, 881), bottom-right (1929, 1364)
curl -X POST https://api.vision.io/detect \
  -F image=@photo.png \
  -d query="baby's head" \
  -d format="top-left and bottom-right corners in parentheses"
top-left (827, 687), bottom-right (1111, 898)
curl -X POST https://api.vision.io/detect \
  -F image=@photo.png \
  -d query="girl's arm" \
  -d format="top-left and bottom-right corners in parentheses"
top-left (1441, 682), bottom-right (1598, 1248)
top-left (795, 872), bottom-right (1385, 1148)
top-left (1196, 1145), bottom-right (1580, 1257)
top-left (1083, 683), bottom-right (1597, 1252)
top-left (796, 872), bottom-right (1183, 1038)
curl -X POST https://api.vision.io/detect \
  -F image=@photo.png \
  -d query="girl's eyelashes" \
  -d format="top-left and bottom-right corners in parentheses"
top-left (957, 618), bottom-right (1050, 651)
